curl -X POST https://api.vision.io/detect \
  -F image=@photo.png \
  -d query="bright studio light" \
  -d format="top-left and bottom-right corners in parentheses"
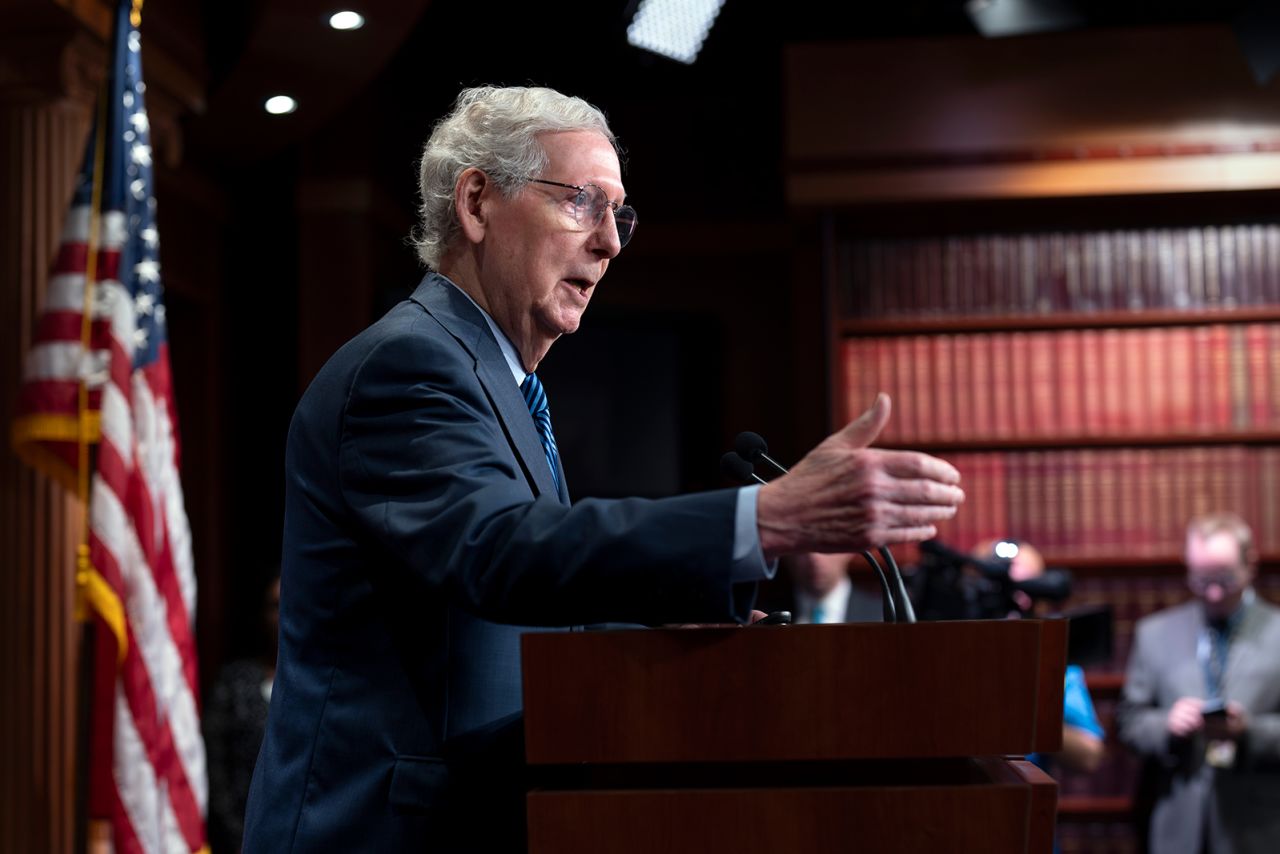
top-left (627, 0), bottom-right (726, 64)
top-left (994, 540), bottom-right (1020, 560)
top-left (328, 11), bottom-right (365, 31)
top-left (264, 95), bottom-right (298, 115)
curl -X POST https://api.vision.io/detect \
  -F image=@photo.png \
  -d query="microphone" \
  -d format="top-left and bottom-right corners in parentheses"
top-left (720, 451), bottom-right (765, 486)
top-left (733, 432), bottom-right (790, 477)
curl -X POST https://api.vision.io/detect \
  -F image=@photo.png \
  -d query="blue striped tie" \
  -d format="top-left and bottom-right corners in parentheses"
top-left (520, 372), bottom-right (561, 495)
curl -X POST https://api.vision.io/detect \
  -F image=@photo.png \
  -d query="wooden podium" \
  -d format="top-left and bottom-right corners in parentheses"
top-left (521, 619), bottom-right (1066, 853)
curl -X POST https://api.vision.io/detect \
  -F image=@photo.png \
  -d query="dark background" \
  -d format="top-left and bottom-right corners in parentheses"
top-left (131, 0), bottom-right (1267, 671)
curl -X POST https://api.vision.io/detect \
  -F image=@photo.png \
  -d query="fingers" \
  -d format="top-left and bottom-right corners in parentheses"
top-left (878, 449), bottom-right (962, 484)
top-left (883, 477), bottom-right (966, 507)
top-left (1168, 697), bottom-right (1205, 737)
top-left (838, 393), bottom-right (891, 449)
top-left (853, 501), bottom-right (958, 548)
top-left (878, 524), bottom-right (939, 545)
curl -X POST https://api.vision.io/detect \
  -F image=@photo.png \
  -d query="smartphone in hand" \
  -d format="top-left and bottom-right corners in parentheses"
top-left (1202, 698), bottom-right (1230, 740)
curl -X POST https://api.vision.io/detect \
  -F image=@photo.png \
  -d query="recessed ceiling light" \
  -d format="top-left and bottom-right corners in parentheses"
top-left (328, 10), bottom-right (365, 30)
top-left (264, 95), bottom-right (298, 115)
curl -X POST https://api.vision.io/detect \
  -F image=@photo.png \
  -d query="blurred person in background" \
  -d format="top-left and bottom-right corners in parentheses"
top-left (205, 571), bottom-right (280, 853)
top-left (760, 551), bottom-right (884, 624)
top-left (973, 538), bottom-right (1105, 775)
top-left (1118, 512), bottom-right (1280, 854)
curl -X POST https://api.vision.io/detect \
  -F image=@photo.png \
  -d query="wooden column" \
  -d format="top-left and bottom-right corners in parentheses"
top-left (0, 22), bottom-right (102, 854)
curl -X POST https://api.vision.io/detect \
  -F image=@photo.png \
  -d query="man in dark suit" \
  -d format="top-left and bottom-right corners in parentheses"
top-left (241, 85), bottom-right (965, 852)
top-left (1118, 513), bottom-right (1280, 854)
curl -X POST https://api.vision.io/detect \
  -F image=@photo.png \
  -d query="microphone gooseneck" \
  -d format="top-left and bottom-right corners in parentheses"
top-left (859, 549), bottom-right (898, 623)
top-left (878, 546), bottom-right (916, 623)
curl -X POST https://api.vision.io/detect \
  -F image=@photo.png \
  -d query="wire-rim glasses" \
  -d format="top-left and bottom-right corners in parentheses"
top-left (527, 178), bottom-right (637, 248)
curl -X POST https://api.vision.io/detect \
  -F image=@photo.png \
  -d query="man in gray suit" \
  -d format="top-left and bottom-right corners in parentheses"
top-left (1118, 513), bottom-right (1280, 854)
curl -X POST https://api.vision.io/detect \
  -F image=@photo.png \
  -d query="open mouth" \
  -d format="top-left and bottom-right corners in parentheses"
top-left (564, 278), bottom-right (593, 296)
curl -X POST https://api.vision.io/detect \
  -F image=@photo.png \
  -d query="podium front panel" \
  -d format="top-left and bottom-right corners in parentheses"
top-left (523, 620), bottom-right (1065, 764)
top-left (527, 756), bottom-right (1053, 853)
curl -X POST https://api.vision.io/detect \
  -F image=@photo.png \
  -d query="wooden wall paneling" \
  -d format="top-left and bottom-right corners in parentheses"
top-left (0, 96), bottom-right (93, 854)
top-left (785, 25), bottom-right (1280, 205)
top-left (0, 13), bottom-right (103, 852)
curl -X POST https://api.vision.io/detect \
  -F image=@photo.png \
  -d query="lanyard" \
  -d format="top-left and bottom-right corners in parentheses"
top-left (1197, 595), bottom-right (1251, 700)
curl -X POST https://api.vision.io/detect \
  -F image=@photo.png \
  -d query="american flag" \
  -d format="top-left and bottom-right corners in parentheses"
top-left (11, 1), bottom-right (207, 851)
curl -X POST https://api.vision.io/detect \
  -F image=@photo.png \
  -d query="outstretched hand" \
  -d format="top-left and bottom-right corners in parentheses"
top-left (756, 394), bottom-right (964, 560)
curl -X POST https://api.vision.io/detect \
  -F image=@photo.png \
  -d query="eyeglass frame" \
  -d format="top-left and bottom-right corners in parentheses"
top-left (1186, 564), bottom-right (1251, 596)
top-left (525, 177), bottom-right (636, 247)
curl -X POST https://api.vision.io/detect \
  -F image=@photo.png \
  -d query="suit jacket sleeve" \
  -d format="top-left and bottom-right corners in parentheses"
top-left (333, 314), bottom-right (753, 627)
top-left (1242, 713), bottom-right (1280, 769)
top-left (1118, 616), bottom-right (1176, 760)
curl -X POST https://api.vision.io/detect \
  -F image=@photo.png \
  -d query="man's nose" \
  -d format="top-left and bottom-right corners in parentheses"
top-left (590, 209), bottom-right (623, 258)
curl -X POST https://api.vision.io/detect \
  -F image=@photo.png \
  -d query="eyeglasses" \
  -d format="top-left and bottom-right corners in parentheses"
top-left (1187, 568), bottom-right (1247, 596)
top-left (527, 178), bottom-right (637, 248)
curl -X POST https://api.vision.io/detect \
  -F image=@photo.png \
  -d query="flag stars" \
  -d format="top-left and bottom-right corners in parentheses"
top-left (132, 326), bottom-right (149, 351)
top-left (130, 179), bottom-right (146, 200)
top-left (141, 227), bottom-right (159, 249)
top-left (154, 304), bottom-right (166, 326)
top-left (131, 143), bottom-right (151, 168)
top-left (135, 292), bottom-right (155, 316)
top-left (134, 259), bottom-right (160, 283)
top-left (130, 111), bottom-right (149, 135)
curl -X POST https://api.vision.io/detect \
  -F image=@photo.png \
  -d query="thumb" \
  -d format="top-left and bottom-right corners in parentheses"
top-left (839, 393), bottom-right (891, 448)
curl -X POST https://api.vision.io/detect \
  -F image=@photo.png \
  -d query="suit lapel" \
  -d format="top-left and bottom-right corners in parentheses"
top-left (1222, 597), bottom-right (1265, 701)
top-left (1166, 605), bottom-right (1207, 699)
top-left (412, 274), bottom-right (562, 502)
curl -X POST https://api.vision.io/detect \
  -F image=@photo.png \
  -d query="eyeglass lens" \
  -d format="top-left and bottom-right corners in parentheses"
top-left (575, 185), bottom-right (636, 248)
top-left (1188, 571), bottom-right (1243, 593)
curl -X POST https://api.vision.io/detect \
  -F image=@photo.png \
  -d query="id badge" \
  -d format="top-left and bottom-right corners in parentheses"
top-left (1206, 739), bottom-right (1237, 769)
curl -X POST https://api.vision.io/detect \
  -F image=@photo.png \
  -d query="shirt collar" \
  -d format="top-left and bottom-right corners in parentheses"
top-left (440, 276), bottom-right (526, 386)
top-left (1206, 587), bottom-right (1255, 633)
top-left (797, 576), bottom-right (852, 624)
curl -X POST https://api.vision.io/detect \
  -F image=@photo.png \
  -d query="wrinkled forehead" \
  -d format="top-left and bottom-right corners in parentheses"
top-left (538, 130), bottom-right (625, 198)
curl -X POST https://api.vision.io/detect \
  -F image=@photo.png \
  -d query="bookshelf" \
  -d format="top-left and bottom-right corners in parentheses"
top-left (788, 24), bottom-right (1280, 846)
top-left (829, 217), bottom-right (1280, 849)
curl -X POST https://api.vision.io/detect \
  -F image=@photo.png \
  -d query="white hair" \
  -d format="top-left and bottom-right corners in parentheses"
top-left (410, 85), bottom-right (618, 270)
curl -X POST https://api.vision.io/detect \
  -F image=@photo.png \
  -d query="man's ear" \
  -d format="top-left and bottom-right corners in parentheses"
top-left (455, 167), bottom-right (490, 245)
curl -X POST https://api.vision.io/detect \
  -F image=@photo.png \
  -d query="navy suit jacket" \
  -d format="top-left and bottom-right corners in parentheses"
top-left (242, 274), bottom-right (754, 852)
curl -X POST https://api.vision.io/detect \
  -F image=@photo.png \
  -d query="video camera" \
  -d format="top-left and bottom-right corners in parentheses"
top-left (908, 538), bottom-right (1073, 621)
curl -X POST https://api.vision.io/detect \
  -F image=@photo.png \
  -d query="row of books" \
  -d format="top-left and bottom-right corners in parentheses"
top-left (842, 324), bottom-right (1280, 443)
top-left (837, 223), bottom-right (1280, 319)
top-left (922, 448), bottom-right (1280, 558)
